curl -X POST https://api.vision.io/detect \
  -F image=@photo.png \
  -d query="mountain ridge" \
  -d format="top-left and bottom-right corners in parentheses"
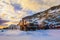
top-left (23, 5), bottom-right (60, 19)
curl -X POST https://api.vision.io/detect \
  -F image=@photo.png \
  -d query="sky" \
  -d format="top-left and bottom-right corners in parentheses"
top-left (0, 0), bottom-right (60, 28)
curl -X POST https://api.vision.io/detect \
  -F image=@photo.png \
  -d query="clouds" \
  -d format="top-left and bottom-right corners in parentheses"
top-left (44, 0), bottom-right (60, 5)
top-left (0, 18), bottom-right (9, 25)
top-left (19, 0), bottom-right (41, 11)
top-left (1, 0), bottom-right (60, 12)
top-left (11, 2), bottom-right (22, 11)
top-left (0, 0), bottom-right (24, 20)
top-left (18, 0), bottom-right (60, 11)
top-left (0, 0), bottom-right (60, 27)
top-left (32, 0), bottom-right (60, 5)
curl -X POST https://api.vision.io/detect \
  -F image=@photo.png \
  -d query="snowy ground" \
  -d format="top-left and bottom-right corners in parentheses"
top-left (0, 29), bottom-right (60, 40)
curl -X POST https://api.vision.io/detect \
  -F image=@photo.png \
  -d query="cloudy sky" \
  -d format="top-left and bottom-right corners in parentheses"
top-left (0, 0), bottom-right (60, 28)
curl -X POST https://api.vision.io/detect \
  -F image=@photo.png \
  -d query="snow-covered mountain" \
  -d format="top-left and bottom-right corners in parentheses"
top-left (22, 5), bottom-right (60, 25)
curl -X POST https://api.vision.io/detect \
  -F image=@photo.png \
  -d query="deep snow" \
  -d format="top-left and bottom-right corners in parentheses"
top-left (0, 29), bottom-right (60, 40)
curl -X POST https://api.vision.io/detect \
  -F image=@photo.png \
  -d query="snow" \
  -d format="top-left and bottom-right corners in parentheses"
top-left (0, 30), bottom-right (60, 40)
top-left (37, 18), bottom-right (46, 24)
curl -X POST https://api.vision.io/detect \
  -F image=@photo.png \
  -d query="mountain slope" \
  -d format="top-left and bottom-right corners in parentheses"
top-left (22, 5), bottom-right (60, 25)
